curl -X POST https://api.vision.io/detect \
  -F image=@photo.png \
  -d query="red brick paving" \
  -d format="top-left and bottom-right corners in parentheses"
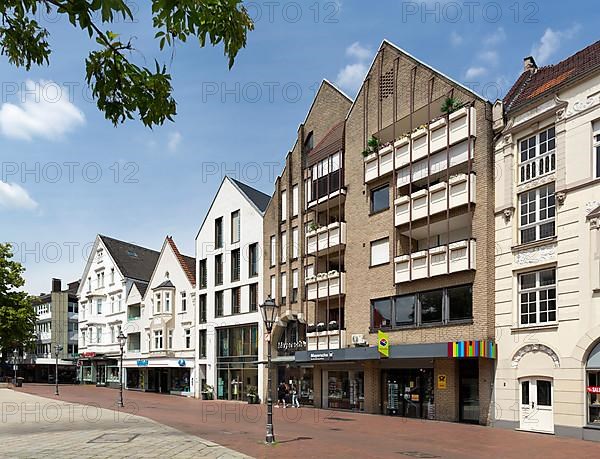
top-left (14, 384), bottom-right (599, 459)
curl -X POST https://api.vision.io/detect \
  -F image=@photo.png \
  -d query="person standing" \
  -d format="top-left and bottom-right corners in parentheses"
top-left (276, 382), bottom-right (287, 408)
top-left (291, 381), bottom-right (301, 408)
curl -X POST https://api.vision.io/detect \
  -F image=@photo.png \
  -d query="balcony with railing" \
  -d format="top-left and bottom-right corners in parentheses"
top-left (306, 322), bottom-right (346, 350)
top-left (306, 222), bottom-right (347, 255)
top-left (519, 149), bottom-right (556, 183)
top-left (395, 173), bottom-right (476, 226)
top-left (306, 271), bottom-right (346, 300)
top-left (365, 106), bottom-right (477, 184)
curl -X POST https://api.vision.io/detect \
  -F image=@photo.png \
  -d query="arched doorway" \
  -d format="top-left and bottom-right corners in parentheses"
top-left (586, 340), bottom-right (600, 426)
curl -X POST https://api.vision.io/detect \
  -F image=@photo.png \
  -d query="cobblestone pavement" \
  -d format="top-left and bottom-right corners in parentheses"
top-left (14, 384), bottom-right (600, 458)
top-left (0, 389), bottom-right (250, 459)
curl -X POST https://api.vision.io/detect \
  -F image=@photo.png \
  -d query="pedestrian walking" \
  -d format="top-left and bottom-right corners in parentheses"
top-left (276, 382), bottom-right (287, 408)
top-left (291, 382), bottom-right (301, 408)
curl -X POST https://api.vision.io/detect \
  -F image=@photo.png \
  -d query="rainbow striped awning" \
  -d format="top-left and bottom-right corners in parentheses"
top-left (448, 340), bottom-right (496, 359)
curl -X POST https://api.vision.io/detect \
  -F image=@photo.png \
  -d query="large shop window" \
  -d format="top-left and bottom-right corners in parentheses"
top-left (586, 340), bottom-right (600, 425)
top-left (519, 183), bottom-right (555, 244)
top-left (326, 370), bottom-right (364, 411)
top-left (519, 126), bottom-right (556, 183)
top-left (519, 268), bottom-right (556, 326)
top-left (372, 284), bottom-right (473, 330)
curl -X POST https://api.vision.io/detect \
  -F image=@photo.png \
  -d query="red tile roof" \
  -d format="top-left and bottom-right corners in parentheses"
top-left (504, 40), bottom-right (600, 112)
top-left (166, 236), bottom-right (196, 287)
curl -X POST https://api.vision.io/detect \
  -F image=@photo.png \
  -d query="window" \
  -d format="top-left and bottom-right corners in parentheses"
top-left (165, 292), bottom-right (171, 312)
top-left (371, 284), bottom-right (473, 330)
top-left (231, 210), bottom-right (240, 243)
top-left (594, 120), bottom-right (600, 178)
top-left (281, 272), bottom-right (287, 305)
top-left (248, 243), bottom-right (259, 277)
top-left (185, 329), bottom-right (191, 349)
top-left (292, 227), bottom-right (299, 259)
top-left (198, 330), bottom-right (207, 358)
top-left (117, 294), bottom-right (122, 311)
top-left (519, 126), bottom-right (556, 183)
top-left (232, 287), bottom-right (241, 314)
top-left (96, 327), bottom-right (102, 344)
top-left (110, 326), bottom-right (116, 343)
top-left (249, 283), bottom-right (258, 312)
top-left (215, 254), bottom-right (223, 285)
top-left (371, 184), bottom-right (389, 214)
top-left (231, 248), bottom-right (240, 282)
top-left (181, 291), bottom-right (187, 312)
top-left (311, 152), bottom-right (342, 200)
top-left (154, 330), bottom-right (163, 349)
top-left (215, 217), bottom-right (223, 249)
top-left (199, 259), bottom-right (207, 289)
top-left (370, 238), bottom-right (389, 266)
top-left (281, 190), bottom-right (287, 221)
top-left (198, 294), bottom-right (207, 323)
top-left (280, 231), bottom-right (287, 263)
top-left (270, 275), bottom-right (276, 297)
top-left (87, 277), bottom-right (92, 293)
top-left (304, 131), bottom-right (314, 152)
top-left (168, 329), bottom-right (173, 349)
top-left (110, 268), bottom-right (115, 284)
top-left (215, 291), bottom-right (224, 317)
top-left (292, 269), bottom-right (299, 303)
top-left (270, 235), bottom-right (276, 267)
top-left (292, 185), bottom-right (299, 216)
top-left (155, 293), bottom-right (161, 314)
top-left (519, 268), bottom-right (557, 325)
top-left (110, 296), bottom-right (115, 314)
top-left (96, 299), bottom-right (103, 315)
top-left (519, 183), bottom-right (555, 244)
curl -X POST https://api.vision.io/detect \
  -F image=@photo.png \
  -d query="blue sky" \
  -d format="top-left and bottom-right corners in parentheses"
top-left (1, 0), bottom-right (598, 294)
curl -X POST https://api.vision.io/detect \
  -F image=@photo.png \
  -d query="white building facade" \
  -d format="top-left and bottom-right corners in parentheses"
top-left (494, 44), bottom-right (600, 441)
top-left (195, 177), bottom-right (269, 401)
top-left (123, 237), bottom-right (197, 396)
top-left (77, 235), bottom-right (159, 387)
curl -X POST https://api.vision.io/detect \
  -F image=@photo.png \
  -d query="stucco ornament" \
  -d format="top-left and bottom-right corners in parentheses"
top-left (564, 93), bottom-right (600, 118)
top-left (511, 344), bottom-right (560, 368)
top-left (514, 244), bottom-right (556, 265)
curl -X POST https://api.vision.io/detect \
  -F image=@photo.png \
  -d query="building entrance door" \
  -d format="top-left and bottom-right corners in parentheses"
top-left (520, 378), bottom-right (554, 433)
top-left (459, 359), bottom-right (479, 423)
top-left (383, 369), bottom-right (433, 418)
top-left (96, 365), bottom-right (106, 385)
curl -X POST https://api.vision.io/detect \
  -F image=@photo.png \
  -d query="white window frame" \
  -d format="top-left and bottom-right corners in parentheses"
top-left (270, 235), bottom-right (276, 267)
top-left (281, 231), bottom-right (287, 263)
top-left (110, 296), bottom-right (115, 314)
top-left (292, 184), bottom-right (299, 216)
top-left (593, 120), bottom-right (600, 179)
top-left (292, 227), bottom-right (299, 259)
top-left (96, 299), bottom-right (102, 315)
top-left (518, 268), bottom-right (557, 326)
top-left (281, 190), bottom-right (287, 221)
top-left (370, 238), bottom-right (390, 267)
top-left (181, 291), bottom-right (187, 312)
top-left (185, 328), bottom-right (191, 349)
top-left (519, 183), bottom-right (555, 244)
top-left (270, 275), bottom-right (276, 297)
top-left (281, 272), bottom-right (287, 302)
top-left (231, 209), bottom-right (241, 243)
top-left (168, 329), bottom-right (173, 349)
top-left (165, 291), bottom-right (171, 312)
top-left (154, 330), bottom-right (163, 350)
top-left (155, 293), bottom-right (161, 314)
top-left (518, 125), bottom-right (556, 183)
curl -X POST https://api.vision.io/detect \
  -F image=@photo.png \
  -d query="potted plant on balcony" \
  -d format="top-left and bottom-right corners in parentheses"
top-left (201, 384), bottom-right (214, 400)
top-left (441, 96), bottom-right (464, 115)
top-left (308, 222), bottom-right (318, 233)
top-left (362, 136), bottom-right (380, 158)
top-left (316, 322), bottom-right (326, 332)
top-left (328, 320), bottom-right (339, 331)
top-left (247, 385), bottom-right (260, 404)
top-left (307, 323), bottom-right (317, 333)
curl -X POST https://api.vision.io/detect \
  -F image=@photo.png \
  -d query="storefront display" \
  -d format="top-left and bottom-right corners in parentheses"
top-left (325, 370), bottom-right (364, 411)
top-left (382, 368), bottom-right (433, 419)
top-left (216, 325), bottom-right (259, 400)
top-left (127, 368), bottom-right (144, 389)
top-left (170, 368), bottom-right (191, 394)
top-left (588, 371), bottom-right (600, 425)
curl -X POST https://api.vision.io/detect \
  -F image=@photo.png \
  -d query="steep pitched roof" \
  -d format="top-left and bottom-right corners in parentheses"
top-left (133, 281), bottom-right (149, 297)
top-left (308, 120), bottom-right (344, 165)
top-left (99, 235), bottom-right (160, 282)
top-left (229, 177), bottom-right (271, 213)
top-left (166, 236), bottom-right (196, 286)
top-left (504, 40), bottom-right (600, 113)
top-left (153, 279), bottom-right (175, 289)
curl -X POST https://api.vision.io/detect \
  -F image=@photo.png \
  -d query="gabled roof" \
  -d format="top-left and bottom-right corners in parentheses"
top-left (504, 40), bottom-right (600, 113)
top-left (133, 281), bottom-right (149, 297)
top-left (166, 236), bottom-right (196, 286)
top-left (153, 279), bottom-right (175, 290)
top-left (230, 177), bottom-right (271, 213)
top-left (308, 120), bottom-right (344, 164)
top-left (99, 235), bottom-right (160, 282)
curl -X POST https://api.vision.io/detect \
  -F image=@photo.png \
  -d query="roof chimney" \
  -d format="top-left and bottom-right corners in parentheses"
top-left (524, 56), bottom-right (537, 73)
top-left (51, 278), bottom-right (62, 293)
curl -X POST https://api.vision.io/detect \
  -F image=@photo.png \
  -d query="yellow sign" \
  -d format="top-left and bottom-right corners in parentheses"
top-left (438, 374), bottom-right (447, 389)
top-left (378, 330), bottom-right (389, 358)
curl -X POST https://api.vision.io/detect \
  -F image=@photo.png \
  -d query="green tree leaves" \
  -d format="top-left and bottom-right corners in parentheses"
top-left (0, 1), bottom-right (254, 127)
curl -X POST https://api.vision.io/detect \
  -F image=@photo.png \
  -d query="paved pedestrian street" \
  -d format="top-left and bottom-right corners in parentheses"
top-left (7, 384), bottom-right (600, 458)
top-left (0, 388), bottom-right (249, 459)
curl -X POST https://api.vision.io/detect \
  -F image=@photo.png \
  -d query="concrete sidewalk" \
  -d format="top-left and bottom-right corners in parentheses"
top-left (0, 389), bottom-right (251, 459)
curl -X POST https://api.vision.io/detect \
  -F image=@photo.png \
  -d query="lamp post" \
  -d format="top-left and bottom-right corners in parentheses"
top-left (54, 344), bottom-right (63, 395)
top-left (12, 349), bottom-right (18, 386)
top-left (259, 296), bottom-right (279, 444)
top-left (117, 330), bottom-right (127, 408)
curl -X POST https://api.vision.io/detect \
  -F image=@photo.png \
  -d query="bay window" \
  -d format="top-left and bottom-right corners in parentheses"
top-left (154, 330), bottom-right (163, 349)
top-left (519, 126), bottom-right (556, 183)
top-left (519, 268), bottom-right (556, 325)
top-left (519, 183), bottom-right (555, 244)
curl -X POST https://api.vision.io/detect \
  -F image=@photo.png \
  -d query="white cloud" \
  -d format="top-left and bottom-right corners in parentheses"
top-left (484, 27), bottom-right (506, 46)
top-left (167, 131), bottom-right (182, 153)
top-left (336, 63), bottom-right (368, 95)
top-left (450, 31), bottom-right (463, 47)
top-left (478, 50), bottom-right (499, 66)
top-left (531, 24), bottom-right (581, 65)
top-left (465, 67), bottom-right (487, 80)
top-left (0, 181), bottom-right (38, 210)
top-left (345, 42), bottom-right (371, 61)
top-left (0, 80), bottom-right (85, 141)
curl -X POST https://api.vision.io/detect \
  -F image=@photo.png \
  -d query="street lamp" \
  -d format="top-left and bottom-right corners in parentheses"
top-left (54, 344), bottom-right (63, 395)
top-left (117, 330), bottom-right (127, 408)
top-left (259, 296), bottom-right (279, 444)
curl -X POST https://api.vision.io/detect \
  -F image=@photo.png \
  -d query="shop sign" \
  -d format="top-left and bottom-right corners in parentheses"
top-left (378, 330), bottom-right (389, 358)
top-left (277, 340), bottom-right (307, 353)
top-left (309, 351), bottom-right (333, 361)
top-left (437, 374), bottom-right (447, 389)
top-left (587, 386), bottom-right (600, 394)
top-left (81, 352), bottom-right (96, 358)
top-left (178, 359), bottom-right (186, 367)
top-left (137, 359), bottom-right (149, 367)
